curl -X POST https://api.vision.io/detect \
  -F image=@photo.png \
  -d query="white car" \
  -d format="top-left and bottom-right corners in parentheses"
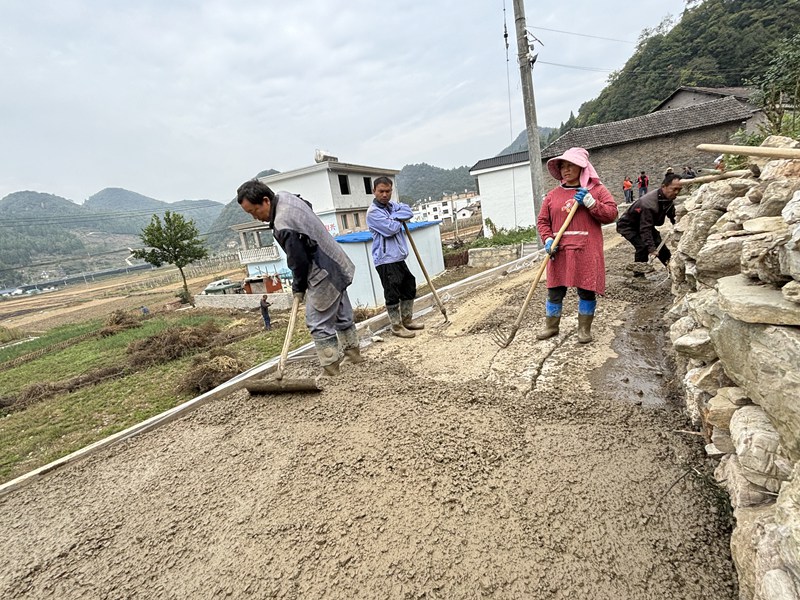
top-left (202, 279), bottom-right (242, 294)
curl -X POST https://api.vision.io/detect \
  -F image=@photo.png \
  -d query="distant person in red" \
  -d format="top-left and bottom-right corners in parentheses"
top-left (536, 147), bottom-right (619, 343)
top-left (637, 171), bottom-right (649, 197)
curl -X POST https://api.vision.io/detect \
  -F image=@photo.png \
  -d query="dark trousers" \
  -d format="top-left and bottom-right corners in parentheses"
top-left (376, 260), bottom-right (417, 306)
top-left (547, 286), bottom-right (596, 303)
top-left (261, 310), bottom-right (271, 330)
top-left (621, 228), bottom-right (671, 266)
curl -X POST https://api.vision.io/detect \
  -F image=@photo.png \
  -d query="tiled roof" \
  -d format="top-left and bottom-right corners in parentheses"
top-left (541, 96), bottom-right (758, 159)
top-left (651, 86), bottom-right (755, 111)
top-left (469, 150), bottom-right (529, 173)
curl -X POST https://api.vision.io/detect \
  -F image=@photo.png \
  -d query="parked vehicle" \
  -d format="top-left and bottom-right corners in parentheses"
top-left (202, 279), bottom-right (243, 295)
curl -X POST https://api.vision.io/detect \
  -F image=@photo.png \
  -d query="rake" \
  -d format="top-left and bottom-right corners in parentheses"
top-left (492, 201), bottom-right (580, 348)
top-left (403, 221), bottom-right (449, 323)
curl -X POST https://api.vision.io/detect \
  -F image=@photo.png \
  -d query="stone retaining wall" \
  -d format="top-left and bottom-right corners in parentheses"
top-left (468, 246), bottom-right (519, 268)
top-left (666, 136), bottom-right (800, 600)
top-left (194, 292), bottom-right (293, 311)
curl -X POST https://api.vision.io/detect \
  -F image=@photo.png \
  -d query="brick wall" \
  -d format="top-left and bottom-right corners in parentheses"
top-left (542, 123), bottom-right (744, 204)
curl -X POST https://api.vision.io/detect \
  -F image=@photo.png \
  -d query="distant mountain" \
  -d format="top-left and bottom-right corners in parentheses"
top-left (202, 199), bottom-right (254, 250)
top-left (0, 188), bottom-right (225, 286)
top-left (497, 127), bottom-right (557, 156)
top-left (396, 164), bottom-right (476, 204)
top-left (83, 188), bottom-right (224, 234)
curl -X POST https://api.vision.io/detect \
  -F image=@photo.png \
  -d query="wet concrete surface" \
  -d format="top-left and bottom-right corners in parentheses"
top-left (591, 276), bottom-right (677, 408)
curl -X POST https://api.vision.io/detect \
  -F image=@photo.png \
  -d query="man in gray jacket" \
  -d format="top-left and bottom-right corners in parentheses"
top-left (366, 176), bottom-right (424, 338)
top-left (237, 179), bottom-right (363, 375)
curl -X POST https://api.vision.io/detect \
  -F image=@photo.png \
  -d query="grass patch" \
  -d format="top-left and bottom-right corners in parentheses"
top-left (0, 321), bottom-right (102, 364)
top-left (0, 359), bottom-right (195, 483)
top-left (0, 312), bottom-right (313, 483)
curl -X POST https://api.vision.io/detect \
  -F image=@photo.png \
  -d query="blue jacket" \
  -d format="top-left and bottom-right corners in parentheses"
top-left (366, 199), bottom-right (414, 267)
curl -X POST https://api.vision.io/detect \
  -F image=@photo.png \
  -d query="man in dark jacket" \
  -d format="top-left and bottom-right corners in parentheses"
top-left (637, 171), bottom-right (649, 197)
top-left (616, 173), bottom-right (682, 274)
top-left (237, 179), bottom-right (363, 375)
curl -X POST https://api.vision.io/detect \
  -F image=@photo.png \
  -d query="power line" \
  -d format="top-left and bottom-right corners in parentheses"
top-left (530, 26), bottom-right (635, 44)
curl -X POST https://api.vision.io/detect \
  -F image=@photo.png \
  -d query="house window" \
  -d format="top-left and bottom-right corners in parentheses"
top-left (257, 229), bottom-right (274, 247)
top-left (341, 213), bottom-right (349, 230)
top-left (338, 174), bottom-right (351, 195)
top-left (441, 201), bottom-right (447, 206)
top-left (363, 177), bottom-right (372, 195)
top-left (353, 213), bottom-right (360, 227)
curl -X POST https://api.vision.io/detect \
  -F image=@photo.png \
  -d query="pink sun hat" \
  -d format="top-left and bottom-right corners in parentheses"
top-left (546, 147), bottom-right (600, 189)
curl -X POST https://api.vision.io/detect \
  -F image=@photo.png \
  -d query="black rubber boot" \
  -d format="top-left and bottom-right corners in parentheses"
top-left (577, 314), bottom-right (594, 343)
top-left (536, 316), bottom-right (561, 340)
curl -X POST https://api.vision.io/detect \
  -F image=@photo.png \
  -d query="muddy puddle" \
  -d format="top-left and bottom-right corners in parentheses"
top-left (591, 279), bottom-right (675, 407)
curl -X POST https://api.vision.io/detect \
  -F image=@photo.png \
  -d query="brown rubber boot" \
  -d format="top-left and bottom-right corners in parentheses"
top-left (338, 326), bottom-right (365, 364)
top-left (400, 299), bottom-right (424, 330)
top-left (387, 304), bottom-right (415, 338)
top-left (314, 335), bottom-right (341, 376)
top-left (577, 314), bottom-right (594, 343)
top-left (536, 316), bottom-right (561, 340)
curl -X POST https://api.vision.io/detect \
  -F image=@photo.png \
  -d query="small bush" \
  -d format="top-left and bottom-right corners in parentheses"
top-left (0, 326), bottom-right (24, 344)
top-left (127, 321), bottom-right (220, 367)
top-left (180, 349), bottom-right (245, 394)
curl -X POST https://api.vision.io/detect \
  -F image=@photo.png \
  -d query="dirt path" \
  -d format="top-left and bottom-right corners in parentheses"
top-left (0, 238), bottom-right (736, 599)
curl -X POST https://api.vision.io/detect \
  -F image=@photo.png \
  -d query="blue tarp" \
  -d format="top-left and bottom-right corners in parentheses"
top-left (335, 220), bottom-right (441, 244)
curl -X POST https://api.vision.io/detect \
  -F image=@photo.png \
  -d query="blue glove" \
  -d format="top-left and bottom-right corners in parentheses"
top-left (544, 237), bottom-right (556, 259)
top-left (574, 187), bottom-right (596, 208)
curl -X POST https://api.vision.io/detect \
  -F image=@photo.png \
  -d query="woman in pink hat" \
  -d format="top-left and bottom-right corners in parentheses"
top-left (536, 147), bottom-right (618, 343)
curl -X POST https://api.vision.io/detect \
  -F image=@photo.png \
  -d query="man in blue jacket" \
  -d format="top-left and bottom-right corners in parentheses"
top-left (237, 179), bottom-right (363, 375)
top-left (366, 176), bottom-right (424, 338)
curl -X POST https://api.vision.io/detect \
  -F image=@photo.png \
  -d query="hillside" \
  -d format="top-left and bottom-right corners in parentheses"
top-left (0, 190), bottom-right (225, 286)
top-left (566, 0), bottom-right (800, 130)
top-left (396, 164), bottom-right (477, 204)
top-left (497, 126), bottom-right (557, 156)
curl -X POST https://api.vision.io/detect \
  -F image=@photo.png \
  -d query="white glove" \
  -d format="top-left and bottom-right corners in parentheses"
top-left (580, 192), bottom-right (596, 209)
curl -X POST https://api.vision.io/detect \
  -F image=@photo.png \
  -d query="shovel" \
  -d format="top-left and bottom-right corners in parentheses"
top-left (492, 200), bottom-right (580, 348)
top-left (403, 221), bottom-right (449, 323)
top-left (246, 294), bottom-right (321, 394)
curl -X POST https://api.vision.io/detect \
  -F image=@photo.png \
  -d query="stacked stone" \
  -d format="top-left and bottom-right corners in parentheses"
top-left (665, 136), bottom-right (800, 600)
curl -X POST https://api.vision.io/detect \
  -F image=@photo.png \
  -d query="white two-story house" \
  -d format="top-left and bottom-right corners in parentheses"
top-left (231, 158), bottom-right (415, 299)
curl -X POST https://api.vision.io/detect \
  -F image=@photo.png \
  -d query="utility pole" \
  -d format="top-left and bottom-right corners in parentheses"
top-left (513, 0), bottom-right (545, 224)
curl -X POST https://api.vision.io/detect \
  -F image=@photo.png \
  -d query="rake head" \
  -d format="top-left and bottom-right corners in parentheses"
top-left (491, 325), bottom-right (517, 348)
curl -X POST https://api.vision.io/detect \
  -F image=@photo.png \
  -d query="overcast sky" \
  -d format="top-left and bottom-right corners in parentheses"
top-left (0, 0), bottom-right (687, 204)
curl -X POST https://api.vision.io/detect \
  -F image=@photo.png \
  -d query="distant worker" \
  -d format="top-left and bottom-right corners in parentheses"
top-left (682, 165), bottom-right (696, 179)
top-left (616, 173), bottom-right (682, 276)
top-left (236, 180), bottom-right (363, 375)
top-left (622, 176), bottom-right (633, 203)
top-left (536, 147), bottom-right (619, 343)
top-left (637, 171), bottom-right (649, 197)
top-left (140, 306), bottom-right (150, 316)
top-left (259, 294), bottom-right (272, 331)
top-left (366, 176), bottom-right (425, 338)
top-left (714, 155), bottom-right (726, 172)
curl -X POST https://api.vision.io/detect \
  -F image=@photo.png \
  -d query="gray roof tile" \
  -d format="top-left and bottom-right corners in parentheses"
top-left (541, 96), bottom-right (757, 159)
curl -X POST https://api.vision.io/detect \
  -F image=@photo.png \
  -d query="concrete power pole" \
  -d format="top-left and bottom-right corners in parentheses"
top-left (513, 0), bottom-right (545, 222)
